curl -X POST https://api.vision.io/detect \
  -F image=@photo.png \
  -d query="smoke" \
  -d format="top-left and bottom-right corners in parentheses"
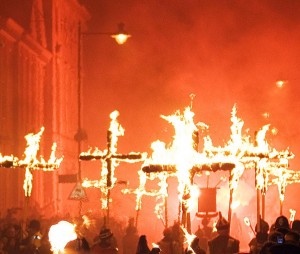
top-left (80, 0), bottom-right (300, 250)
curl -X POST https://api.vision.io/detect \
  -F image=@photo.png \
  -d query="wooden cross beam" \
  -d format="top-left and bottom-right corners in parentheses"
top-left (79, 111), bottom-right (145, 223)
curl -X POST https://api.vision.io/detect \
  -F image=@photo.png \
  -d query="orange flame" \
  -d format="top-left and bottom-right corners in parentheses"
top-left (48, 221), bottom-right (77, 254)
top-left (81, 111), bottom-right (146, 210)
top-left (7, 127), bottom-right (63, 197)
top-left (244, 217), bottom-right (251, 227)
top-left (290, 209), bottom-right (296, 223)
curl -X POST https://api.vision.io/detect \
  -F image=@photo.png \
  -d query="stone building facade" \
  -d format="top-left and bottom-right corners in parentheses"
top-left (0, 0), bottom-right (89, 217)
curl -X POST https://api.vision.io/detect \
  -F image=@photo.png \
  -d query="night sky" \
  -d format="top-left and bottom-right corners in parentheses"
top-left (80, 0), bottom-right (300, 249)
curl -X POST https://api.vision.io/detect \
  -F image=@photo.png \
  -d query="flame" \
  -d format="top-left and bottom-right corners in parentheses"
top-left (81, 111), bottom-right (146, 210)
top-left (231, 200), bottom-right (240, 210)
top-left (1, 127), bottom-right (63, 197)
top-left (289, 209), bottom-right (296, 223)
top-left (0, 154), bottom-right (15, 167)
top-left (82, 215), bottom-right (92, 228)
top-left (48, 221), bottom-right (77, 254)
top-left (276, 80), bottom-right (287, 88)
top-left (123, 103), bottom-right (295, 228)
top-left (262, 112), bottom-right (270, 119)
top-left (181, 226), bottom-right (196, 251)
top-left (244, 217), bottom-right (251, 227)
top-left (212, 220), bottom-right (217, 232)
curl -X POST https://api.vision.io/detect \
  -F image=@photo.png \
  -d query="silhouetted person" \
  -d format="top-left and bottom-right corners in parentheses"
top-left (136, 235), bottom-right (150, 254)
top-left (149, 247), bottom-right (160, 254)
top-left (208, 212), bottom-right (239, 254)
top-left (66, 218), bottom-right (90, 254)
top-left (20, 219), bottom-right (43, 254)
top-left (91, 227), bottom-right (118, 254)
top-left (273, 215), bottom-right (290, 236)
top-left (291, 220), bottom-right (300, 234)
top-left (122, 218), bottom-right (139, 254)
top-left (248, 219), bottom-right (269, 254)
top-left (157, 227), bottom-right (180, 254)
top-left (190, 237), bottom-right (206, 254)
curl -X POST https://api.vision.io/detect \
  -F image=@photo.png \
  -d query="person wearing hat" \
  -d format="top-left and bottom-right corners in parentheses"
top-left (157, 227), bottom-right (180, 254)
top-left (248, 218), bottom-right (269, 254)
top-left (91, 227), bottom-right (118, 254)
top-left (273, 215), bottom-right (290, 235)
top-left (20, 219), bottom-right (43, 254)
top-left (208, 212), bottom-right (239, 254)
top-left (123, 218), bottom-right (139, 254)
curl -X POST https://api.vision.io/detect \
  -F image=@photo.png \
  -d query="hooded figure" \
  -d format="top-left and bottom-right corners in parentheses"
top-left (249, 219), bottom-right (269, 254)
top-left (91, 227), bottom-right (118, 254)
top-left (136, 235), bottom-right (151, 254)
top-left (208, 212), bottom-right (239, 254)
top-left (123, 218), bottom-right (139, 254)
top-left (274, 216), bottom-right (290, 234)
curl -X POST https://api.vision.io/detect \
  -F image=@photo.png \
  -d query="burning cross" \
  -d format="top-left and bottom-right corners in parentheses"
top-left (123, 107), bottom-right (235, 232)
top-left (0, 127), bottom-right (62, 236)
top-left (80, 111), bottom-right (146, 222)
top-left (0, 127), bottom-right (63, 197)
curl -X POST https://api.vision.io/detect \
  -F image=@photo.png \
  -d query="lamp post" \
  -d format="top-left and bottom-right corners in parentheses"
top-left (74, 22), bottom-right (131, 214)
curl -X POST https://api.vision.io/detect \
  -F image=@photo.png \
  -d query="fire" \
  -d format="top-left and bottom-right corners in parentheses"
top-left (0, 154), bottom-right (15, 167)
top-left (230, 200), bottom-right (240, 210)
top-left (150, 107), bottom-right (201, 213)
top-left (276, 80), bottom-right (287, 88)
top-left (122, 102), bottom-right (296, 229)
top-left (181, 226), bottom-right (196, 252)
top-left (152, 243), bottom-right (160, 249)
top-left (212, 220), bottom-right (217, 232)
top-left (244, 217), bottom-right (251, 227)
top-left (80, 110), bottom-right (146, 211)
top-left (17, 127), bottom-right (63, 196)
top-left (289, 209), bottom-right (296, 223)
top-left (48, 221), bottom-right (77, 254)
top-left (0, 127), bottom-right (62, 197)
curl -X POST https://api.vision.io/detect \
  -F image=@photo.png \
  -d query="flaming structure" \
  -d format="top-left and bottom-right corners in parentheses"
top-left (80, 110), bottom-right (146, 224)
top-left (0, 127), bottom-right (63, 197)
top-left (0, 127), bottom-right (63, 235)
top-left (123, 103), bottom-right (297, 233)
top-left (201, 105), bottom-right (294, 221)
top-left (125, 106), bottom-right (236, 233)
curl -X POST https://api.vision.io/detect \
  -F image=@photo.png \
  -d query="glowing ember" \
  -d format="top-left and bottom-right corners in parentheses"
top-left (262, 112), bottom-right (270, 119)
top-left (271, 127), bottom-right (278, 135)
top-left (48, 221), bottom-right (77, 254)
top-left (276, 80), bottom-right (287, 88)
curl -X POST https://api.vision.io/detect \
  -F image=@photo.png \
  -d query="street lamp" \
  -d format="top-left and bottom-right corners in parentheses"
top-left (81, 22), bottom-right (131, 45)
top-left (111, 23), bottom-right (131, 45)
top-left (75, 22), bottom-right (130, 208)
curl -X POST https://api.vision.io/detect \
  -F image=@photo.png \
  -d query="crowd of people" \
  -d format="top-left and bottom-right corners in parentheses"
top-left (1, 208), bottom-right (300, 254)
